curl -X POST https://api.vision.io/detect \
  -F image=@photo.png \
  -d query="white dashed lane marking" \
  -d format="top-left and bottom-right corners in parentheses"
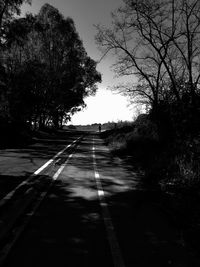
top-left (92, 138), bottom-right (125, 267)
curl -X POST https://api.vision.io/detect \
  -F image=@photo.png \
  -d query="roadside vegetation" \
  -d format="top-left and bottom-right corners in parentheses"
top-left (0, 1), bottom-right (101, 146)
top-left (101, 114), bottom-right (200, 256)
top-left (96, 0), bottom-right (200, 253)
top-left (101, 115), bottom-right (200, 190)
top-left (95, 0), bottom-right (200, 191)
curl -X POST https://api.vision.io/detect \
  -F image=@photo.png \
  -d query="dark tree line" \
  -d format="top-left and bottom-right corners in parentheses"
top-left (0, 1), bottom-right (101, 133)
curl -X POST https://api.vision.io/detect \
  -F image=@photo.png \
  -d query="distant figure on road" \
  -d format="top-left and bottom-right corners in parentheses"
top-left (98, 124), bottom-right (101, 133)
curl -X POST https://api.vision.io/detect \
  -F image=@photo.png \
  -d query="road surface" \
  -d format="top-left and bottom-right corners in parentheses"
top-left (0, 130), bottom-right (198, 267)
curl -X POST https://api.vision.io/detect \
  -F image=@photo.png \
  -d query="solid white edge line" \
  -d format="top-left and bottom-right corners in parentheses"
top-left (92, 138), bottom-right (125, 267)
top-left (34, 159), bottom-right (54, 175)
top-left (0, 146), bottom-right (76, 266)
top-left (34, 137), bottom-right (79, 175)
top-left (52, 153), bottom-right (73, 181)
top-left (0, 136), bottom-right (82, 206)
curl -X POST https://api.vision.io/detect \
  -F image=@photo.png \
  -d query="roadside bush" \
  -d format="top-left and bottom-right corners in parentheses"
top-left (156, 138), bottom-right (200, 190)
top-left (102, 112), bottom-right (200, 188)
top-left (104, 115), bottom-right (160, 162)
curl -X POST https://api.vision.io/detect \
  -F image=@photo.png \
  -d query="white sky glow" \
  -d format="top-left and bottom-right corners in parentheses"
top-left (21, 0), bottom-right (138, 125)
top-left (70, 88), bottom-right (134, 125)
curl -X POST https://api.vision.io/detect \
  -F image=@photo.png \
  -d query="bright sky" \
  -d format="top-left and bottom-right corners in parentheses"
top-left (71, 89), bottom-right (134, 125)
top-left (21, 0), bottom-right (136, 125)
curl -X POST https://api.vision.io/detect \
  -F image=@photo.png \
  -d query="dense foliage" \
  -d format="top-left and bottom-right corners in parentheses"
top-left (0, 2), bottom-right (101, 139)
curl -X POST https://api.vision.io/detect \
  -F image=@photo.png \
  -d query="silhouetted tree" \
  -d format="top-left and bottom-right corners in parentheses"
top-left (1, 3), bottom-right (101, 131)
top-left (0, 0), bottom-right (31, 41)
top-left (95, 0), bottom-right (200, 112)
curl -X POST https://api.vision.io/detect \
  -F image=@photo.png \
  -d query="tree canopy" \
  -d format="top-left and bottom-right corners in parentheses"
top-left (0, 3), bottom-right (101, 130)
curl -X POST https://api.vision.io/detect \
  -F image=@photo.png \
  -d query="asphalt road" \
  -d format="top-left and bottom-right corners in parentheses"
top-left (0, 130), bottom-right (199, 267)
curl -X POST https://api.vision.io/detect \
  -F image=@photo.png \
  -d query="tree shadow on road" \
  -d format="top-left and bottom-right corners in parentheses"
top-left (3, 134), bottom-right (200, 267)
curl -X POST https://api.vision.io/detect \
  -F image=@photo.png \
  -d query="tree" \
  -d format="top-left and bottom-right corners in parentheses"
top-left (95, 0), bottom-right (200, 110)
top-left (2, 3), bottom-right (101, 129)
top-left (0, 0), bottom-right (31, 43)
top-left (33, 4), bottom-right (101, 128)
